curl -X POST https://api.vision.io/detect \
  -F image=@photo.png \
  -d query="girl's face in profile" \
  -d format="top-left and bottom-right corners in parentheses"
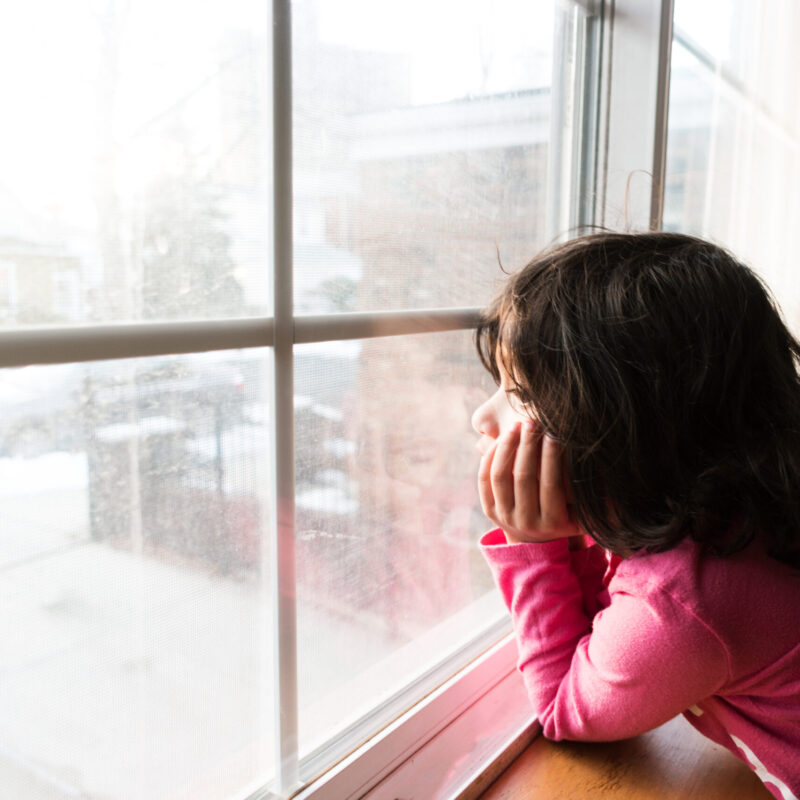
top-left (471, 360), bottom-right (577, 514)
top-left (470, 368), bottom-right (533, 456)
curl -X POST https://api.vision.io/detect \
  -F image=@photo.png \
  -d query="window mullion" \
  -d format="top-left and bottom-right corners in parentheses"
top-left (545, 2), bottom-right (577, 241)
top-left (293, 307), bottom-right (481, 344)
top-left (546, 1), bottom-right (604, 239)
top-left (271, 0), bottom-right (300, 795)
top-left (0, 308), bottom-right (482, 370)
top-left (0, 318), bottom-right (274, 368)
top-left (650, 0), bottom-right (675, 231)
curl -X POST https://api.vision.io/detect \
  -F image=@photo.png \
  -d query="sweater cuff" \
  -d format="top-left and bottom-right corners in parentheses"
top-left (479, 528), bottom-right (572, 562)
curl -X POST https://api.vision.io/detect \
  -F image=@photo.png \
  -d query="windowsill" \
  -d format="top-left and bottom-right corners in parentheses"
top-left (292, 635), bottom-right (534, 800)
top-left (361, 666), bottom-right (539, 800)
top-left (298, 591), bottom-right (509, 782)
top-left (294, 656), bottom-right (774, 800)
top-left (480, 714), bottom-right (773, 800)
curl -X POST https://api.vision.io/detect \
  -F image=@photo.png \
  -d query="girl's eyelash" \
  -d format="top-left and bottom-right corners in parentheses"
top-left (506, 391), bottom-right (533, 409)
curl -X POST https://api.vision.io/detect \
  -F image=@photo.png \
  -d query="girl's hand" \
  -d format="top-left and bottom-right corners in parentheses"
top-left (478, 420), bottom-right (581, 544)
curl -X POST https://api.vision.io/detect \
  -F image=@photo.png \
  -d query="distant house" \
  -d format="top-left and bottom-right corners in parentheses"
top-left (0, 236), bottom-right (82, 324)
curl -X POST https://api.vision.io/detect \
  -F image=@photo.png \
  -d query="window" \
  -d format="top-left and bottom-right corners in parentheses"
top-left (0, 0), bottom-right (694, 797)
top-left (665, 0), bottom-right (800, 335)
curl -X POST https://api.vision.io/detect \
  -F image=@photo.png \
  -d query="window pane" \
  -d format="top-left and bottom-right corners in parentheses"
top-left (666, 0), bottom-right (800, 333)
top-left (673, 0), bottom-right (757, 84)
top-left (294, 330), bottom-right (506, 771)
top-left (0, 351), bottom-right (274, 798)
top-left (0, 2), bottom-right (270, 326)
top-left (293, 0), bottom-right (556, 313)
top-left (674, 0), bottom-right (798, 130)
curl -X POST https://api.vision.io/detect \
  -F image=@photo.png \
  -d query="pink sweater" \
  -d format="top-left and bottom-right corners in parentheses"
top-left (481, 529), bottom-right (800, 800)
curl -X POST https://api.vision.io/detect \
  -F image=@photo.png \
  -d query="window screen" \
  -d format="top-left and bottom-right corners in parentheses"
top-left (0, 0), bottom-right (586, 795)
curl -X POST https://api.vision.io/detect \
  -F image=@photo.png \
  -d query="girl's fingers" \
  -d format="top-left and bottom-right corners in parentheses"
top-left (513, 421), bottom-right (541, 524)
top-left (490, 423), bottom-right (521, 515)
top-left (476, 425), bottom-right (578, 542)
top-left (540, 433), bottom-right (567, 528)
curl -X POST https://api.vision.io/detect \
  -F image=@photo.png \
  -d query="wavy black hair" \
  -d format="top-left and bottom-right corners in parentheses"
top-left (476, 232), bottom-right (800, 568)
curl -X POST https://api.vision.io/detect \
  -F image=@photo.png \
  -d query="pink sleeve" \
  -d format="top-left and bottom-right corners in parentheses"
top-left (480, 529), bottom-right (731, 742)
top-left (569, 542), bottom-right (608, 618)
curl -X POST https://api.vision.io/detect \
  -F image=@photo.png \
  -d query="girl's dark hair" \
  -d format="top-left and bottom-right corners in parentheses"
top-left (477, 231), bottom-right (800, 568)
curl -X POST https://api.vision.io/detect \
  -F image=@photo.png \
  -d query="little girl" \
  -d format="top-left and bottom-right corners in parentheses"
top-left (472, 232), bottom-right (800, 799)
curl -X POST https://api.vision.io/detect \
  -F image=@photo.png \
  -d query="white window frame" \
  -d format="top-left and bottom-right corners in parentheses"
top-left (599, 0), bottom-right (675, 231)
top-left (2, 0), bottom-right (675, 797)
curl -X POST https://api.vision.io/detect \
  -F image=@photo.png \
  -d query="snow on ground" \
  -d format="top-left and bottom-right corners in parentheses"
top-left (0, 452), bottom-right (88, 496)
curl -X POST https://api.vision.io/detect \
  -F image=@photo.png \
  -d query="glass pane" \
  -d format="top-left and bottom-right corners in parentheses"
top-left (673, 0), bottom-right (756, 83)
top-left (0, 351), bottom-right (274, 798)
top-left (0, 2), bottom-right (270, 326)
top-left (292, 0), bottom-right (556, 313)
top-left (674, 0), bottom-right (799, 132)
top-left (666, 0), bottom-right (800, 334)
top-left (294, 330), bottom-right (506, 770)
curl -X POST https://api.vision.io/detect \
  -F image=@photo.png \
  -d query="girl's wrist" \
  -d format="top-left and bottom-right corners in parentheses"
top-left (502, 529), bottom-right (571, 546)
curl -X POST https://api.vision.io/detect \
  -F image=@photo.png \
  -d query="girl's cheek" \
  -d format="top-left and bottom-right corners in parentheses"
top-left (499, 407), bottom-right (531, 435)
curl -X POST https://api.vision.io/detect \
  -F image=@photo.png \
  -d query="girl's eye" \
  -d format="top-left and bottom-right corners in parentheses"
top-left (506, 392), bottom-right (532, 412)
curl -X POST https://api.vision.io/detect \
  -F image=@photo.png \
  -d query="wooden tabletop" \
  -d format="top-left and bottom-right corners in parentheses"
top-left (479, 714), bottom-right (772, 800)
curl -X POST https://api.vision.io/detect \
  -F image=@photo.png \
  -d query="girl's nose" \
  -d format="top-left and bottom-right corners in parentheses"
top-left (471, 397), bottom-right (499, 439)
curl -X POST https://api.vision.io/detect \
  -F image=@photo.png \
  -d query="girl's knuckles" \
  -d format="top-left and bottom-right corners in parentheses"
top-left (477, 473), bottom-right (493, 488)
top-left (490, 466), bottom-right (511, 484)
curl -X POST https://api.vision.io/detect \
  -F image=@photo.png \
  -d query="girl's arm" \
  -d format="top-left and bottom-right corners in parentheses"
top-left (482, 533), bottom-right (729, 741)
top-left (479, 422), bottom-right (609, 617)
top-left (569, 539), bottom-right (609, 619)
top-left (477, 422), bottom-right (729, 741)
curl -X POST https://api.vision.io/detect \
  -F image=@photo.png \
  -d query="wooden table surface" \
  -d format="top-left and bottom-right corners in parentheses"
top-left (479, 714), bottom-right (772, 800)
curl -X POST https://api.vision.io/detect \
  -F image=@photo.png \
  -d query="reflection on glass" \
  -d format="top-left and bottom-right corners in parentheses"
top-left (0, 351), bottom-right (273, 799)
top-left (673, 0), bottom-right (800, 131)
top-left (293, 0), bottom-right (555, 313)
top-left (666, 2), bottom-right (800, 334)
top-left (294, 331), bottom-right (505, 761)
